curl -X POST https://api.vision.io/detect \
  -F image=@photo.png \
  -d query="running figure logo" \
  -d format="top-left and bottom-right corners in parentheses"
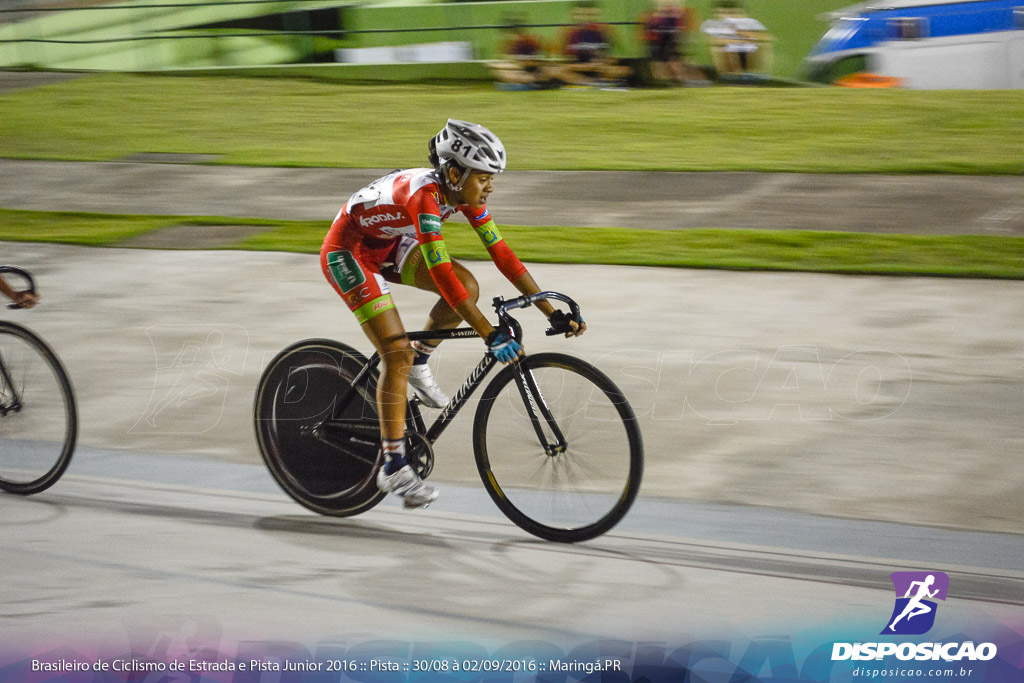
top-left (881, 571), bottom-right (949, 635)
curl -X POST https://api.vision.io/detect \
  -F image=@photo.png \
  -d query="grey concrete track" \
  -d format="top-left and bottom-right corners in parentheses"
top-left (3, 453), bottom-right (1022, 651)
top-left (3, 241), bottom-right (1023, 536)
top-left (2, 158), bottom-right (1024, 234)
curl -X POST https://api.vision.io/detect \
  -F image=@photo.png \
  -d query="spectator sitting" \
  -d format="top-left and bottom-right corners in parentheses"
top-left (701, 0), bottom-right (774, 81)
top-left (641, 0), bottom-right (707, 86)
top-left (489, 17), bottom-right (558, 90)
top-left (552, 4), bottom-right (631, 88)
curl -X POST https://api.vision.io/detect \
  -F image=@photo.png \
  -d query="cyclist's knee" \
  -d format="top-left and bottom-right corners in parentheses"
top-left (380, 342), bottom-right (415, 376)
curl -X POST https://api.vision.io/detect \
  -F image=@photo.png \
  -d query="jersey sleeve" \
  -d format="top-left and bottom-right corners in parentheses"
top-left (409, 185), bottom-right (470, 308)
top-left (463, 206), bottom-right (528, 283)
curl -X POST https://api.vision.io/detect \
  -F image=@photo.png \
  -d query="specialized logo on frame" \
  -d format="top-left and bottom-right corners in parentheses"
top-left (881, 571), bottom-right (949, 635)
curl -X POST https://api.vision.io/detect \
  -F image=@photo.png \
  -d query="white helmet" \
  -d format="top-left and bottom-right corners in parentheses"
top-left (432, 119), bottom-right (507, 181)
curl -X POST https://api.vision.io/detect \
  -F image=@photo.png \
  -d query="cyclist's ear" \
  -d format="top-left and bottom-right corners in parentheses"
top-left (447, 165), bottom-right (462, 186)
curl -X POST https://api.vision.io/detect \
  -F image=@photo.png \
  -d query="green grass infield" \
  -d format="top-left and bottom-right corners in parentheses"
top-left (3, 209), bottom-right (1023, 280)
top-left (1, 75), bottom-right (1023, 174)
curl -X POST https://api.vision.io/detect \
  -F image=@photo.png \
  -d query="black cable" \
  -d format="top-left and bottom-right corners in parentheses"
top-left (1, 0), bottom-right (343, 13)
top-left (0, 22), bottom-right (640, 45)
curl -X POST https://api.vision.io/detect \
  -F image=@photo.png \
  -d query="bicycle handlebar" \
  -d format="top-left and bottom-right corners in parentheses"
top-left (492, 291), bottom-right (582, 337)
top-left (0, 266), bottom-right (36, 310)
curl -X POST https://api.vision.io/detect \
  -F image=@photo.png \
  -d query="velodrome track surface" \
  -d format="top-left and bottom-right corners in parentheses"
top-left (2, 240), bottom-right (1022, 532)
top-left (4, 466), bottom-right (1023, 650)
top-left (1, 95), bottom-right (1022, 656)
top-left (1, 238), bottom-right (1022, 651)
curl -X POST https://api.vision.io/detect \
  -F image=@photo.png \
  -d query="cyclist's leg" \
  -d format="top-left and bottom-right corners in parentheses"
top-left (381, 235), bottom-right (481, 335)
top-left (322, 244), bottom-right (408, 442)
top-left (360, 309), bottom-right (412, 443)
top-left (378, 237), bottom-right (461, 407)
top-left (323, 242), bottom-right (438, 506)
top-left (361, 311), bottom-right (437, 507)
top-left (403, 247), bottom-right (480, 345)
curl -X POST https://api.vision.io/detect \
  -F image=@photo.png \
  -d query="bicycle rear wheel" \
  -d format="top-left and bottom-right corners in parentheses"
top-left (473, 352), bottom-right (643, 542)
top-left (0, 321), bottom-right (78, 495)
top-left (254, 339), bottom-right (385, 516)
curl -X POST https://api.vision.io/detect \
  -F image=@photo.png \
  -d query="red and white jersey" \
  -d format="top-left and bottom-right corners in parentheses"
top-left (338, 168), bottom-right (457, 240)
top-left (325, 168), bottom-right (526, 307)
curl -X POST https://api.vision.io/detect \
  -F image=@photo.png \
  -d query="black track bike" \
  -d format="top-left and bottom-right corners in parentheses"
top-left (0, 266), bottom-right (78, 495)
top-left (253, 292), bottom-right (643, 542)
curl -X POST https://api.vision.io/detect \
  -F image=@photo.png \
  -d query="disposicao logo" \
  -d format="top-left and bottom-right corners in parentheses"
top-left (882, 571), bottom-right (948, 635)
top-left (831, 570), bottom-right (998, 663)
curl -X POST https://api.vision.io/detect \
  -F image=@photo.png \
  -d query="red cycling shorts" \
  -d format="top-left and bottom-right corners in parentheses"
top-left (320, 230), bottom-right (418, 325)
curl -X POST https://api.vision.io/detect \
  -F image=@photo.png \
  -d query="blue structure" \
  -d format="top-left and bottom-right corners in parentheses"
top-left (803, 0), bottom-right (1024, 88)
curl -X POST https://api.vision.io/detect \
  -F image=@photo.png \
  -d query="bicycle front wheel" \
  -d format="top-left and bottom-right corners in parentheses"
top-left (254, 339), bottom-right (385, 517)
top-left (0, 321), bottom-right (78, 495)
top-left (473, 352), bottom-right (643, 542)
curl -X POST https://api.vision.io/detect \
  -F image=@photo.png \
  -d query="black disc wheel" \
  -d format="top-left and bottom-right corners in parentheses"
top-left (473, 352), bottom-right (643, 542)
top-left (0, 321), bottom-right (78, 495)
top-left (254, 339), bottom-right (386, 517)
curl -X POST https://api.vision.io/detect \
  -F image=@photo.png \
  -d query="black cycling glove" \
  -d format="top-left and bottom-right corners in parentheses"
top-left (547, 310), bottom-right (583, 335)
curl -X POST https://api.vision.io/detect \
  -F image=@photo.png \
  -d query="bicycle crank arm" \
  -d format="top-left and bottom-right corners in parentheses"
top-left (301, 422), bottom-right (381, 466)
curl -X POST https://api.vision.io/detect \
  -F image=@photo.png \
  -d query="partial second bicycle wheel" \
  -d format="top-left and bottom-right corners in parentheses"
top-left (0, 321), bottom-right (78, 495)
top-left (254, 339), bottom-right (385, 516)
top-left (473, 352), bottom-right (643, 542)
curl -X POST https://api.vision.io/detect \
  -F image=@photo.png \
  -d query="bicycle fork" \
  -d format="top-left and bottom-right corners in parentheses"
top-left (513, 363), bottom-right (567, 456)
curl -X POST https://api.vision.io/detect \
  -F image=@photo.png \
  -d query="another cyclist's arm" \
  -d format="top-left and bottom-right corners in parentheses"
top-left (0, 275), bottom-right (38, 309)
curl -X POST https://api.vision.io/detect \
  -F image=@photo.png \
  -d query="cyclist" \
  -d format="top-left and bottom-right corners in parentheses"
top-left (0, 274), bottom-right (38, 308)
top-left (321, 119), bottom-right (584, 509)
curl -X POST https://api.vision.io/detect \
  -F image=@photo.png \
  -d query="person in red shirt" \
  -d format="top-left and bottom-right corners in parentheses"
top-left (553, 4), bottom-right (631, 87)
top-left (641, 0), bottom-right (696, 85)
top-left (321, 120), bottom-right (585, 508)
top-left (490, 18), bottom-right (556, 89)
top-left (503, 15), bottom-right (545, 59)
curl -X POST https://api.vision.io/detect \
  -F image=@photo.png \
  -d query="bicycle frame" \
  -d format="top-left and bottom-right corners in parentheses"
top-left (326, 326), bottom-right (499, 447)
top-left (319, 291), bottom-right (580, 455)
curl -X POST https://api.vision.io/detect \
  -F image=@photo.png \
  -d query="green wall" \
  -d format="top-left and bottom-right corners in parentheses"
top-left (0, 0), bottom-right (332, 70)
top-left (0, 0), bottom-right (852, 78)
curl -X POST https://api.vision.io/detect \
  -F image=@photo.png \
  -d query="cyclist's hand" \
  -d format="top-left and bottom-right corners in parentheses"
top-left (486, 329), bottom-right (523, 363)
top-left (10, 290), bottom-right (39, 309)
top-left (547, 310), bottom-right (586, 338)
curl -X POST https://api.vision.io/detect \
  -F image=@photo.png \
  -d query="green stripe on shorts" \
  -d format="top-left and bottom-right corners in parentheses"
top-left (400, 252), bottom-right (419, 287)
top-left (353, 294), bottom-right (396, 325)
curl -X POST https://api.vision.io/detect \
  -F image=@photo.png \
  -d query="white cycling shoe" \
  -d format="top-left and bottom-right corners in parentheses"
top-left (407, 363), bottom-right (450, 408)
top-left (377, 465), bottom-right (439, 509)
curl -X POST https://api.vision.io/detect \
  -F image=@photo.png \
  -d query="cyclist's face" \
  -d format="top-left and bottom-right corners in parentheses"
top-left (459, 171), bottom-right (495, 209)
